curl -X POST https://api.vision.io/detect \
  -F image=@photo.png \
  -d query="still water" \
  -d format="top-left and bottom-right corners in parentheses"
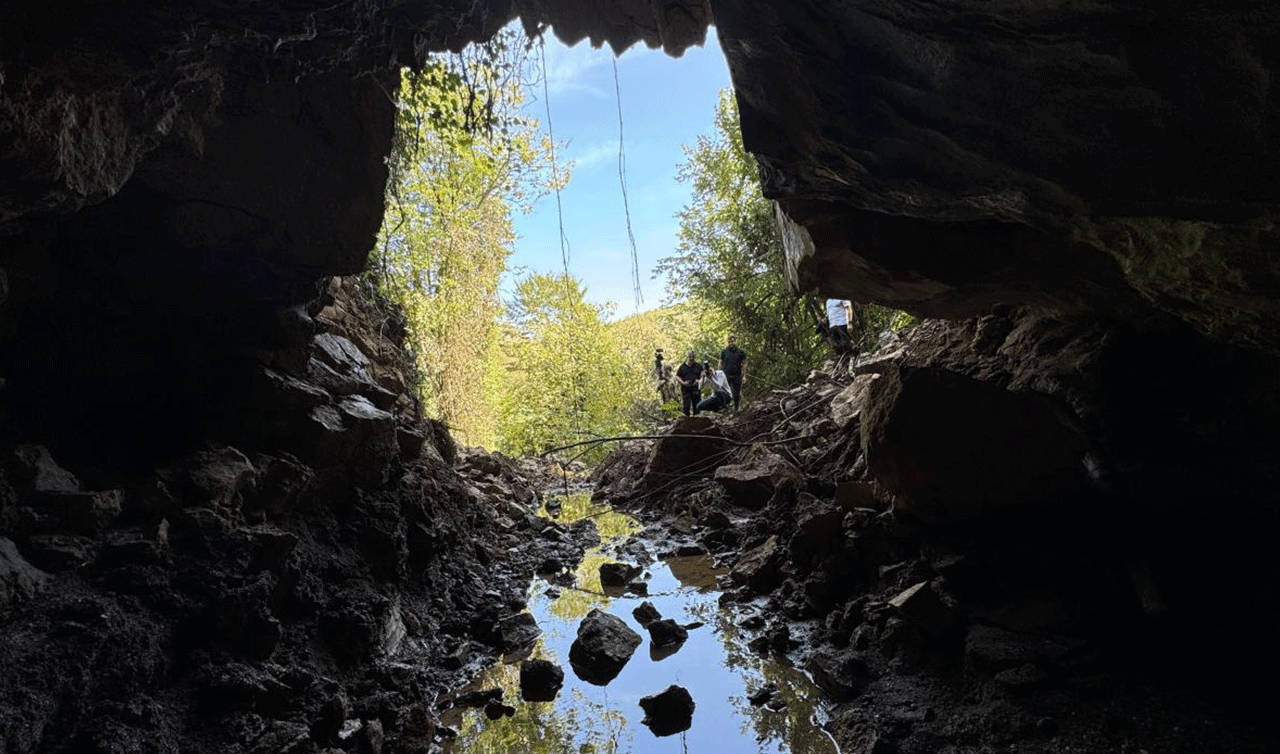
top-left (444, 493), bottom-right (840, 754)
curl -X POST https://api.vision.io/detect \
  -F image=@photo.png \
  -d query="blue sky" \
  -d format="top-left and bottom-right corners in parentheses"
top-left (507, 28), bottom-right (732, 319)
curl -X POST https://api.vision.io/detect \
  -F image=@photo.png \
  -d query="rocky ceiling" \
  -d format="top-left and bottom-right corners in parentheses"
top-left (2, 0), bottom-right (1279, 398)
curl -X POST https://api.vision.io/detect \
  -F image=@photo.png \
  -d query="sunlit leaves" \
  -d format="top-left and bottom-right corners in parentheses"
top-left (373, 28), bottom-right (559, 447)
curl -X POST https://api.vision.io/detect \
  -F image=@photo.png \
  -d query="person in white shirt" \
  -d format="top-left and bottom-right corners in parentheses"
top-left (825, 298), bottom-right (854, 355)
top-left (697, 363), bottom-right (733, 413)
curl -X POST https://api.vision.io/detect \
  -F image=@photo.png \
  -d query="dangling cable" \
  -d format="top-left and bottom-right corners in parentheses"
top-left (612, 56), bottom-right (643, 310)
top-left (539, 33), bottom-right (571, 284)
top-left (538, 32), bottom-right (583, 444)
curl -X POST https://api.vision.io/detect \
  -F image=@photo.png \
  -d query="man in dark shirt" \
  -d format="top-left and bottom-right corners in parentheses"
top-left (719, 335), bottom-right (747, 410)
top-left (675, 350), bottom-right (704, 417)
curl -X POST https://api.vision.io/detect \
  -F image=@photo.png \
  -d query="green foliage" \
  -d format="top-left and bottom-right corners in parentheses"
top-left (494, 273), bottom-right (637, 462)
top-left (656, 89), bottom-right (828, 394)
top-left (658, 89), bottom-right (914, 389)
top-left (372, 28), bottom-right (561, 447)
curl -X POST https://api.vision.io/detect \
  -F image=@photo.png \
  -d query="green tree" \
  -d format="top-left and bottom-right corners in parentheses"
top-left (656, 89), bottom-right (827, 394)
top-left (372, 28), bottom-right (562, 447)
top-left (659, 89), bottom-right (909, 395)
top-left (495, 273), bottom-right (636, 462)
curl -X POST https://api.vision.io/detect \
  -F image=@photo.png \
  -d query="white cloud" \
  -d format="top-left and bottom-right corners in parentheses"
top-left (542, 38), bottom-right (613, 97)
top-left (567, 138), bottom-right (620, 176)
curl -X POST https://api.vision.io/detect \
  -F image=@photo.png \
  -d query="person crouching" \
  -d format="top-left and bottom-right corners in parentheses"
top-left (697, 362), bottom-right (733, 414)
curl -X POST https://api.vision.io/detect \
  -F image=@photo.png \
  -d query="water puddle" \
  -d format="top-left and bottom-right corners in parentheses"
top-left (443, 493), bottom-right (839, 754)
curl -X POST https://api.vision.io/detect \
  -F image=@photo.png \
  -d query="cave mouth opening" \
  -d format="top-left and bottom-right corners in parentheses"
top-left (2, 3), bottom-right (1280, 754)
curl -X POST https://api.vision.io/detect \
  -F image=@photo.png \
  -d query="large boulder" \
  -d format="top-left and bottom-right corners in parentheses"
top-left (9, 445), bottom-right (80, 495)
top-left (568, 609), bottom-right (642, 686)
top-left (713, 450), bottom-right (801, 511)
top-left (861, 367), bottom-right (1091, 524)
top-left (641, 417), bottom-right (729, 489)
top-left (0, 537), bottom-right (47, 604)
top-left (729, 535), bottom-right (785, 593)
top-left (155, 447), bottom-right (257, 510)
top-left (829, 373), bottom-right (881, 429)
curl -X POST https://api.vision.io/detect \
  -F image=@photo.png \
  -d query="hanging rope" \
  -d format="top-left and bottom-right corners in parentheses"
top-left (537, 32), bottom-right (584, 444)
top-left (612, 56), bottom-right (643, 310)
top-left (538, 33), bottom-right (571, 283)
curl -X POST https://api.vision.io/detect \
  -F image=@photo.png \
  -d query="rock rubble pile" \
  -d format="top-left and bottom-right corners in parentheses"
top-left (0, 278), bottom-right (589, 754)
top-left (593, 310), bottom-right (1279, 754)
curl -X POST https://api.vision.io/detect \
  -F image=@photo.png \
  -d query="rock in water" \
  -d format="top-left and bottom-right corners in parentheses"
top-left (647, 618), bottom-right (689, 649)
top-left (632, 601), bottom-right (662, 627)
top-left (599, 561), bottom-right (642, 586)
top-left (519, 659), bottom-right (564, 702)
top-left (497, 612), bottom-right (541, 653)
top-left (568, 609), bottom-right (642, 686)
top-left (639, 685), bottom-right (695, 736)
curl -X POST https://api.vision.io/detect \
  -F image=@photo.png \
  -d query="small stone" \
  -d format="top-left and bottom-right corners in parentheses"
top-left (498, 612), bottom-right (541, 653)
top-left (599, 562), bottom-right (642, 586)
top-left (483, 701), bottom-right (515, 720)
top-left (647, 619), bottom-right (689, 649)
top-left (746, 683), bottom-right (777, 706)
top-left (632, 601), bottom-right (662, 627)
top-left (994, 663), bottom-right (1051, 691)
top-left (453, 688), bottom-right (502, 709)
top-left (519, 659), bottom-right (564, 702)
top-left (639, 685), bottom-right (695, 737)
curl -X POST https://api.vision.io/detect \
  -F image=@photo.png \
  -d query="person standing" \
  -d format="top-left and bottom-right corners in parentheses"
top-left (656, 364), bottom-right (677, 403)
top-left (719, 335), bottom-right (747, 410)
top-left (826, 298), bottom-right (854, 355)
top-left (676, 351), bottom-right (703, 417)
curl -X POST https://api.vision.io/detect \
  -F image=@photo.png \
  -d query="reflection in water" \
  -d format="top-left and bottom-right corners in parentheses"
top-left (448, 493), bottom-right (838, 754)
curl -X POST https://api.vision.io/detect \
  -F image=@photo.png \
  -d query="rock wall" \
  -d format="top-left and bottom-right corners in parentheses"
top-left (712, 1), bottom-right (1280, 351)
top-left (594, 315), bottom-right (1280, 752)
top-left (0, 277), bottom-right (589, 753)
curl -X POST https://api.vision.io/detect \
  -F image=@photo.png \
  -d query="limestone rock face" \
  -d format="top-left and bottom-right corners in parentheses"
top-left (861, 366), bottom-right (1092, 525)
top-left (711, 0), bottom-right (1280, 351)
